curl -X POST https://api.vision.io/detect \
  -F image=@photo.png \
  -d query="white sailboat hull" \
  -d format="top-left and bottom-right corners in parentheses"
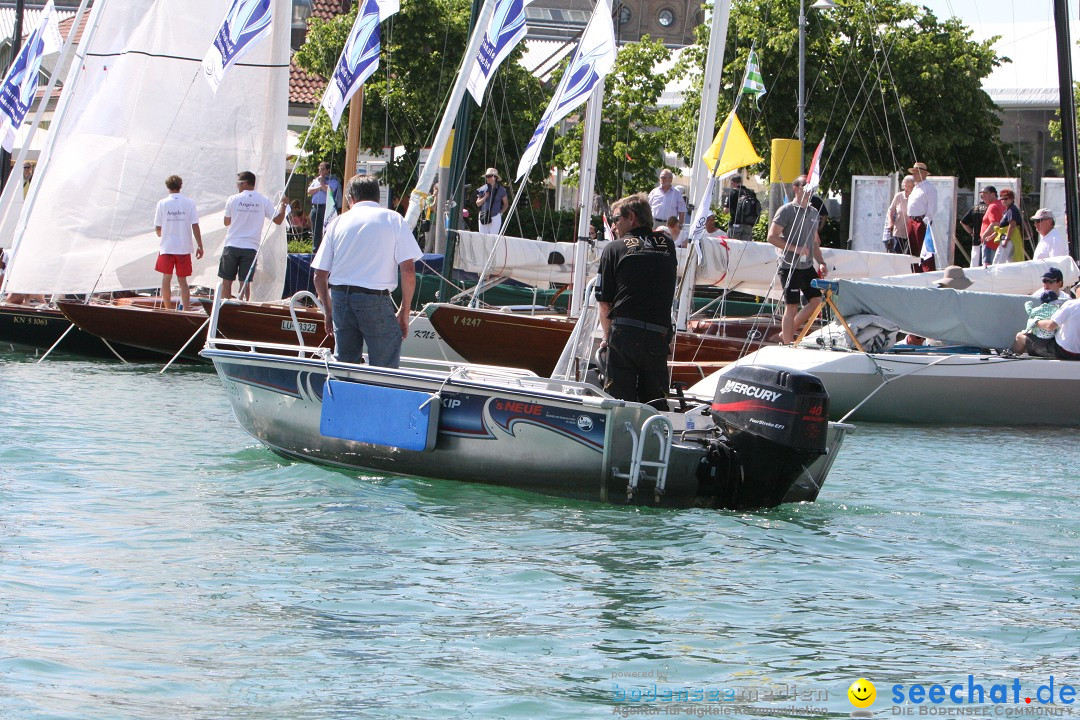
top-left (691, 345), bottom-right (1080, 425)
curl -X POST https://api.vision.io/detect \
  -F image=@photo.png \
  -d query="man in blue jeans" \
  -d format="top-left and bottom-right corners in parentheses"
top-left (312, 175), bottom-right (422, 368)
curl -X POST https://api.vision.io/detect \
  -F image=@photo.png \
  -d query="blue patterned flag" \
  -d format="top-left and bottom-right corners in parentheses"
top-left (0, 0), bottom-right (61, 152)
top-left (741, 49), bottom-right (766, 105)
top-left (203, 0), bottom-right (274, 94)
top-left (515, 0), bottom-right (616, 181)
top-left (466, 0), bottom-right (530, 105)
top-left (322, 0), bottom-right (400, 130)
top-left (921, 219), bottom-right (936, 260)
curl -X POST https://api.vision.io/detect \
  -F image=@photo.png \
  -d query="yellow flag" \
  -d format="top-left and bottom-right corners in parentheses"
top-left (702, 111), bottom-right (763, 177)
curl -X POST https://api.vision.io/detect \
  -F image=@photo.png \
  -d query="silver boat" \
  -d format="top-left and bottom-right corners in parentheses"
top-left (202, 329), bottom-right (850, 509)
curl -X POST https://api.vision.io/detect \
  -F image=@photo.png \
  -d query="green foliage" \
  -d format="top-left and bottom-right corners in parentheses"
top-left (1047, 76), bottom-right (1080, 175)
top-left (552, 37), bottom-right (673, 207)
top-left (669, 0), bottom-right (1008, 193)
top-left (293, 0), bottom-right (545, 202)
top-left (288, 238), bottom-right (314, 253)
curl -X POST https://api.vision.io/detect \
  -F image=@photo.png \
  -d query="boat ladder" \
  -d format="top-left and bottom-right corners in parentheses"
top-left (611, 415), bottom-right (674, 503)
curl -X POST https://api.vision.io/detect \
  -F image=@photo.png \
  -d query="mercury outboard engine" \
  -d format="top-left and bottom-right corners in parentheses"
top-left (697, 365), bottom-right (830, 509)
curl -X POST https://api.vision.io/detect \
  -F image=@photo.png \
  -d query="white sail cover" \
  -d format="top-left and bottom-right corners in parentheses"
top-left (455, 230), bottom-right (604, 286)
top-left (4, 0), bottom-right (291, 301)
top-left (863, 257), bottom-right (1080, 296)
top-left (690, 237), bottom-right (915, 299)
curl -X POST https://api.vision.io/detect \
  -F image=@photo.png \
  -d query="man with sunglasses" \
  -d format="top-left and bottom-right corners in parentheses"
top-left (767, 176), bottom-right (828, 345)
top-left (1031, 208), bottom-right (1067, 261)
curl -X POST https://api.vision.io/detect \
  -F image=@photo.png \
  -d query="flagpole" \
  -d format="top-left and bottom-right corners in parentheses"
top-left (404, 0), bottom-right (497, 230)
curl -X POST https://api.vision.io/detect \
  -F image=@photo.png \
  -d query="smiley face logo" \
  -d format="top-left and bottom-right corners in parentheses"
top-left (848, 678), bottom-right (876, 708)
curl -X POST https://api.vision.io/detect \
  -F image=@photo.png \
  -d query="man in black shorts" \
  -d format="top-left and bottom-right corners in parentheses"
top-left (767, 175), bottom-right (828, 344)
top-left (595, 192), bottom-right (678, 410)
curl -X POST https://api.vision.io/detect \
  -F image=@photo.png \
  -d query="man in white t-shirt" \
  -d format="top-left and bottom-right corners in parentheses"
top-left (219, 170), bottom-right (288, 300)
top-left (153, 175), bottom-right (203, 311)
top-left (312, 175), bottom-right (423, 368)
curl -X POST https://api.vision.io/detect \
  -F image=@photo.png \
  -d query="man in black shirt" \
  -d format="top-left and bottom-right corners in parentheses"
top-left (725, 175), bottom-right (759, 241)
top-left (595, 192), bottom-right (678, 410)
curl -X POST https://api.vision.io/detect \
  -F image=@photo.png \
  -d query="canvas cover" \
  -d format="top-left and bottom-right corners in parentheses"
top-left (3, 0), bottom-right (291, 301)
top-left (831, 279), bottom-right (1031, 349)
top-left (863, 257), bottom-right (1079, 295)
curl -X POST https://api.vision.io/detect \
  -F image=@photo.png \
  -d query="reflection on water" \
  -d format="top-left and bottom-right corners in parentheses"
top-left (2, 353), bottom-right (1080, 718)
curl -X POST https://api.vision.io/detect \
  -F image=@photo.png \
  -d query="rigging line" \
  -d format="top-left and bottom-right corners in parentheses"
top-left (864, 1), bottom-right (915, 164)
top-left (83, 49), bottom-right (288, 68)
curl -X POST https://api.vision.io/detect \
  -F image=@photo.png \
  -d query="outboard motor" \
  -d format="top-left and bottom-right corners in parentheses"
top-left (697, 365), bottom-right (830, 509)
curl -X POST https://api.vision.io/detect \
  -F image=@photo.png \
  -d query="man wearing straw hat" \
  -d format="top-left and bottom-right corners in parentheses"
top-left (476, 167), bottom-right (508, 235)
top-left (905, 161), bottom-right (937, 272)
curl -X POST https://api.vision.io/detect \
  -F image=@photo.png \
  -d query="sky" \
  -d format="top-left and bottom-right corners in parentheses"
top-left (916, 0), bottom-right (1080, 89)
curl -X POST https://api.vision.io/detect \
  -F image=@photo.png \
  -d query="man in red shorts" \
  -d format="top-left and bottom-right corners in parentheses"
top-left (153, 175), bottom-right (203, 310)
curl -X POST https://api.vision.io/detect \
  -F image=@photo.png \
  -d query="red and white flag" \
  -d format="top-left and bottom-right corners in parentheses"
top-left (805, 136), bottom-right (826, 190)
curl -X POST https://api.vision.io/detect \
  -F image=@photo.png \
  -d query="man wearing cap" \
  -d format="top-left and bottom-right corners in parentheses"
top-left (1031, 209), bottom-right (1067, 261)
top-left (476, 167), bottom-right (508, 235)
top-left (595, 192), bottom-right (677, 410)
top-left (648, 169), bottom-right (686, 226)
top-left (905, 161), bottom-right (937, 272)
top-left (313, 175), bottom-right (423, 368)
top-left (768, 175), bottom-right (828, 345)
top-left (1030, 267), bottom-right (1073, 301)
top-left (704, 213), bottom-right (725, 238)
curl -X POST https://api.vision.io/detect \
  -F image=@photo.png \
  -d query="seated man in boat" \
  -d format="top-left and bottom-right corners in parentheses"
top-left (595, 192), bottom-right (677, 410)
top-left (311, 175), bottom-right (422, 368)
top-left (153, 174), bottom-right (203, 311)
top-left (1025, 297), bottom-right (1080, 360)
top-left (219, 171), bottom-right (289, 301)
top-left (767, 175), bottom-right (828, 345)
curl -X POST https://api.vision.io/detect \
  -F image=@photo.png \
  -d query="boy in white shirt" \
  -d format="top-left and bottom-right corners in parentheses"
top-left (153, 175), bottom-right (202, 310)
top-left (219, 171), bottom-right (288, 300)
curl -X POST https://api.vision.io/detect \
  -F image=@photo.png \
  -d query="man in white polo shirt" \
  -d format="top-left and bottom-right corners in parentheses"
top-left (153, 174), bottom-right (203, 311)
top-left (219, 170), bottom-right (288, 300)
top-left (312, 175), bottom-right (423, 368)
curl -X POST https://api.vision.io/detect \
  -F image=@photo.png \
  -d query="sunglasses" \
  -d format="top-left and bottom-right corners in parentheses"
top-left (1043, 278), bottom-right (1059, 283)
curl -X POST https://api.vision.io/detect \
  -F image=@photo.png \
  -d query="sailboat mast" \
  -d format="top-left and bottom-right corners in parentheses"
top-left (687, 0), bottom-right (731, 208)
top-left (1052, 0), bottom-right (1078, 260)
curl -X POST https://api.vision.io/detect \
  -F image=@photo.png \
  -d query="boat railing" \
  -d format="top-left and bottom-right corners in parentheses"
top-left (288, 291), bottom-right (323, 356)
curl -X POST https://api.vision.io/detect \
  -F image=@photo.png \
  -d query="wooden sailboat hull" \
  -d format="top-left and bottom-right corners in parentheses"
top-left (425, 304), bottom-right (780, 385)
top-left (0, 303), bottom-right (160, 359)
top-left (57, 302), bottom-right (209, 361)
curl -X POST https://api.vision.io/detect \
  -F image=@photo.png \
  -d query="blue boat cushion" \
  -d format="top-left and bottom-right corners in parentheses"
top-left (320, 379), bottom-right (440, 452)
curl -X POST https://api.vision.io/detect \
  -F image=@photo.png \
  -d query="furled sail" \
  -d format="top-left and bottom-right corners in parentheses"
top-left (4, 0), bottom-right (290, 301)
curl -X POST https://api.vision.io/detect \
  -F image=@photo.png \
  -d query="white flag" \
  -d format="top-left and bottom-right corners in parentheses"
top-left (203, 0), bottom-right (274, 94)
top-left (321, 0), bottom-right (399, 130)
top-left (466, 0), bottom-right (531, 105)
top-left (0, 0), bottom-right (62, 153)
top-left (515, 0), bottom-right (616, 181)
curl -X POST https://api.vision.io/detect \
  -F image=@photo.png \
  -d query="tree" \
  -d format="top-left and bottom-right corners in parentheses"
top-left (667, 0), bottom-right (1009, 192)
top-left (551, 36), bottom-right (673, 208)
top-left (293, 0), bottom-right (545, 208)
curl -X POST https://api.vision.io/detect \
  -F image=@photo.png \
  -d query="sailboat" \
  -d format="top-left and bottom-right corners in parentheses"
top-left (0, 0), bottom-right (292, 360)
top-left (693, 262), bottom-right (1080, 425)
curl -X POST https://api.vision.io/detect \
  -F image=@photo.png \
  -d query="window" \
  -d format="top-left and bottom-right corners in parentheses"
top-left (657, 8), bottom-right (675, 27)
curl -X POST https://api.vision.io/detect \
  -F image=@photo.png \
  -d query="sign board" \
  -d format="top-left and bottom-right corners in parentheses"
top-left (927, 176), bottom-right (958, 266)
top-left (1040, 177), bottom-right (1067, 237)
top-left (849, 175), bottom-right (895, 252)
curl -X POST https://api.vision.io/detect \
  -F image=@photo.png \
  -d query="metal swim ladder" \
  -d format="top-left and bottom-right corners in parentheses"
top-left (611, 415), bottom-right (674, 503)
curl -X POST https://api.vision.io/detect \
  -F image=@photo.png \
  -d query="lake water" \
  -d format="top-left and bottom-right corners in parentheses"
top-left (2, 348), bottom-right (1079, 719)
